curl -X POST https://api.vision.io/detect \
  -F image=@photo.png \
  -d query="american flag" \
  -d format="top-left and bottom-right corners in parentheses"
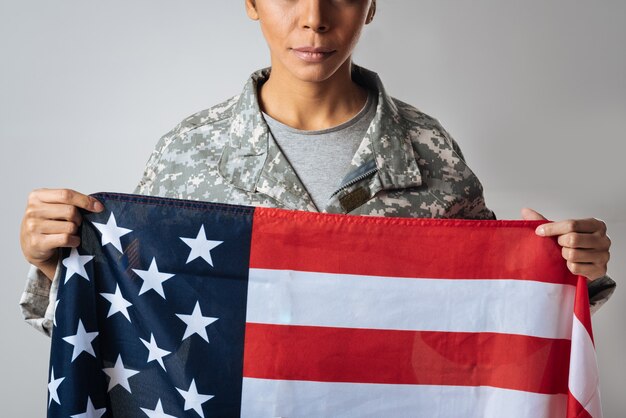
top-left (47, 192), bottom-right (602, 417)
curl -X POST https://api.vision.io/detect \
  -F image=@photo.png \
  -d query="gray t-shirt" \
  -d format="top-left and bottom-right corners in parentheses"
top-left (262, 88), bottom-right (377, 210)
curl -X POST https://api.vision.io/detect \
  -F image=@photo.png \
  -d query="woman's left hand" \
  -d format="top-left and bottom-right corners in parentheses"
top-left (521, 208), bottom-right (611, 281)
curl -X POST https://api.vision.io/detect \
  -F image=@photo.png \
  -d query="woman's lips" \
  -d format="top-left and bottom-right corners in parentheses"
top-left (291, 48), bottom-right (336, 63)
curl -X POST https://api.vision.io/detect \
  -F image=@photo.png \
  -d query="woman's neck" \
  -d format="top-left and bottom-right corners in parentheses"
top-left (258, 59), bottom-right (368, 131)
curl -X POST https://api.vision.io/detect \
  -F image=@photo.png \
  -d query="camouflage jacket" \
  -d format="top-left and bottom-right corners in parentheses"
top-left (134, 65), bottom-right (495, 219)
top-left (20, 64), bottom-right (615, 336)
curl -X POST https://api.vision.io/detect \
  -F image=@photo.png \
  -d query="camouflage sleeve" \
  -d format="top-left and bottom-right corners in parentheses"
top-left (133, 108), bottom-right (208, 196)
top-left (133, 118), bottom-right (190, 196)
top-left (19, 255), bottom-right (62, 337)
top-left (133, 133), bottom-right (169, 196)
top-left (435, 120), bottom-right (496, 220)
top-left (588, 275), bottom-right (617, 315)
top-left (438, 123), bottom-right (467, 163)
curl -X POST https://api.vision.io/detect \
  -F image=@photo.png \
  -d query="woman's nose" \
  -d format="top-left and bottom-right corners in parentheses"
top-left (299, 0), bottom-right (330, 33)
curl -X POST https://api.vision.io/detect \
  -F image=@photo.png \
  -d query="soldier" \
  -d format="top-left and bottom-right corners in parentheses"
top-left (19, 0), bottom-right (614, 336)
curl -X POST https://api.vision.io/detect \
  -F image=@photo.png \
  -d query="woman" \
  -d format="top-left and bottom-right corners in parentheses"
top-left (19, 0), bottom-right (614, 336)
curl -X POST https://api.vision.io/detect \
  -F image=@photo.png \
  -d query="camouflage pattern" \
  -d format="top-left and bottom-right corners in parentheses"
top-left (135, 65), bottom-right (496, 220)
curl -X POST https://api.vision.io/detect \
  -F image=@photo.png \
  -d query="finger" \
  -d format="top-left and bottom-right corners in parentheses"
top-left (36, 220), bottom-right (80, 235)
top-left (521, 207), bottom-right (547, 221)
top-left (28, 203), bottom-right (83, 225)
top-left (561, 247), bottom-right (610, 264)
top-left (38, 233), bottom-right (81, 249)
top-left (566, 261), bottom-right (607, 280)
top-left (31, 188), bottom-right (103, 212)
top-left (536, 218), bottom-right (604, 237)
top-left (557, 232), bottom-right (611, 250)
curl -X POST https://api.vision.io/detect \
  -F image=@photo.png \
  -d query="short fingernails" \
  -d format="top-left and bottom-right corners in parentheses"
top-left (92, 200), bottom-right (104, 212)
top-left (535, 226), bottom-right (545, 236)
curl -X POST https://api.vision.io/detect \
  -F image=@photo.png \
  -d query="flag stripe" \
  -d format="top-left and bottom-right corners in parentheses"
top-left (247, 268), bottom-right (576, 339)
top-left (567, 277), bottom-right (601, 417)
top-left (567, 390), bottom-right (594, 418)
top-left (240, 378), bottom-right (568, 418)
top-left (568, 314), bottom-right (602, 418)
top-left (574, 277), bottom-right (595, 344)
top-left (250, 208), bottom-right (575, 285)
top-left (243, 323), bottom-right (571, 394)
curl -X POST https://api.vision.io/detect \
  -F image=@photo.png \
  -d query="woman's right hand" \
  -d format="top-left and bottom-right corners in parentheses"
top-left (20, 189), bottom-right (104, 281)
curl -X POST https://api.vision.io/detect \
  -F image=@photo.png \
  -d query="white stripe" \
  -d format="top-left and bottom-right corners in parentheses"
top-left (247, 269), bottom-right (575, 339)
top-left (569, 315), bottom-right (603, 417)
top-left (241, 378), bottom-right (567, 418)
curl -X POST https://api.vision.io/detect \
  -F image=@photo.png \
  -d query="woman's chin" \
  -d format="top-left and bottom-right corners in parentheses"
top-left (280, 56), bottom-right (349, 83)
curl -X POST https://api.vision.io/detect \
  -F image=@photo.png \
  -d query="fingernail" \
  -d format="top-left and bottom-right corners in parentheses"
top-left (536, 226), bottom-right (545, 236)
top-left (93, 201), bottom-right (104, 212)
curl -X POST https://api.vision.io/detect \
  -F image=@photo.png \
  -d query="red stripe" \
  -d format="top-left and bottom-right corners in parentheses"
top-left (251, 207), bottom-right (576, 285)
top-left (243, 323), bottom-right (571, 395)
top-left (567, 389), bottom-right (594, 418)
top-left (574, 276), bottom-right (594, 345)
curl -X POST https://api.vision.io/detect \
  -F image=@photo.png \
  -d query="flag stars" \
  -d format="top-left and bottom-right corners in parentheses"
top-left (176, 301), bottom-right (218, 343)
top-left (100, 284), bottom-right (133, 321)
top-left (140, 333), bottom-right (171, 371)
top-left (102, 354), bottom-right (140, 393)
top-left (63, 248), bottom-right (94, 284)
top-left (92, 212), bottom-right (132, 253)
top-left (70, 397), bottom-right (106, 418)
top-left (48, 367), bottom-right (65, 407)
top-left (132, 258), bottom-right (175, 299)
top-left (180, 224), bottom-right (223, 266)
top-left (176, 379), bottom-right (213, 418)
top-left (140, 399), bottom-right (177, 418)
top-left (62, 319), bottom-right (99, 362)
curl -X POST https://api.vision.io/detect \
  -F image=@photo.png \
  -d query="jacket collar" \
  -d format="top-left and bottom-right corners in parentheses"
top-left (218, 64), bottom-right (422, 210)
top-left (349, 65), bottom-right (422, 191)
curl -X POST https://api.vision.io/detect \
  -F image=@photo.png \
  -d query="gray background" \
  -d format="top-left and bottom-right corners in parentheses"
top-left (1, 0), bottom-right (624, 416)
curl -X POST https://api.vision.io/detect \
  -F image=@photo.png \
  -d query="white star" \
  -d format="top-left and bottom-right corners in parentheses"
top-left (92, 212), bottom-right (132, 253)
top-left (180, 225), bottom-right (223, 266)
top-left (53, 299), bottom-right (60, 327)
top-left (140, 399), bottom-right (177, 418)
top-left (176, 379), bottom-right (213, 418)
top-left (48, 367), bottom-right (65, 407)
top-left (70, 396), bottom-right (106, 418)
top-left (176, 301), bottom-right (218, 343)
top-left (100, 284), bottom-right (133, 321)
top-left (63, 248), bottom-right (94, 284)
top-left (102, 354), bottom-right (140, 393)
top-left (62, 319), bottom-right (99, 362)
top-left (132, 258), bottom-right (175, 299)
top-left (140, 333), bottom-right (171, 370)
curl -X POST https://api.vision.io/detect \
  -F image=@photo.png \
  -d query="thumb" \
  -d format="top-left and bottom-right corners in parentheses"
top-left (521, 207), bottom-right (547, 221)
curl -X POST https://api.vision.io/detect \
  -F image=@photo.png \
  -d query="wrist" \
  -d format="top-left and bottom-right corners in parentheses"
top-left (33, 251), bottom-right (60, 281)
